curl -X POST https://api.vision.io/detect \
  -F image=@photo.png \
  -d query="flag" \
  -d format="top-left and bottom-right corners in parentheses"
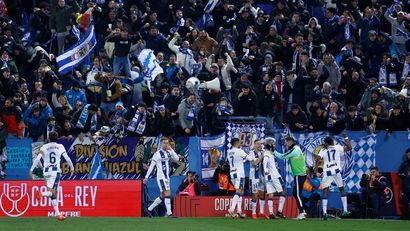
top-left (196, 0), bottom-right (219, 30)
top-left (72, 25), bottom-right (81, 40)
top-left (56, 24), bottom-right (96, 75)
top-left (138, 49), bottom-right (163, 91)
top-left (0, 0), bottom-right (6, 16)
top-left (283, 132), bottom-right (376, 193)
top-left (200, 133), bottom-right (226, 179)
top-left (89, 145), bottom-right (103, 179)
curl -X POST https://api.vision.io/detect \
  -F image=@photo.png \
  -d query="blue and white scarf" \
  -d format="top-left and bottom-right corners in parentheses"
top-left (127, 110), bottom-right (147, 134)
top-left (344, 23), bottom-right (351, 40)
top-left (187, 105), bottom-right (196, 121)
top-left (170, 18), bottom-right (185, 34)
top-left (76, 104), bottom-right (97, 131)
top-left (216, 103), bottom-right (233, 116)
top-left (179, 47), bottom-right (194, 57)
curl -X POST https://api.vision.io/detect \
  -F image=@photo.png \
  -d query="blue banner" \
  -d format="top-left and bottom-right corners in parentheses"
top-left (5, 138), bottom-right (32, 179)
top-left (200, 133), bottom-right (226, 179)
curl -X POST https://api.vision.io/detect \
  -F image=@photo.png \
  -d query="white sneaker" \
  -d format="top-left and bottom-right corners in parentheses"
top-left (296, 213), bottom-right (306, 220)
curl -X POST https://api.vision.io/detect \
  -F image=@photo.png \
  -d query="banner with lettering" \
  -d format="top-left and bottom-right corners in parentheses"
top-left (225, 123), bottom-right (265, 152)
top-left (200, 133), bottom-right (226, 179)
top-left (5, 138), bottom-right (32, 180)
top-left (31, 136), bottom-right (189, 180)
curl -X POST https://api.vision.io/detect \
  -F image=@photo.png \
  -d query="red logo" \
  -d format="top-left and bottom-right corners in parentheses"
top-left (0, 183), bottom-right (30, 217)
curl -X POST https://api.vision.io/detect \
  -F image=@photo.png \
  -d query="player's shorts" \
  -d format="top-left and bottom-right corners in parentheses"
top-left (43, 171), bottom-right (61, 190)
top-left (322, 172), bottom-right (344, 188)
top-left (231, 175), bottom-right (245, 190)
top-left (157, 178), bottom-right (171, 192)
top-left (249, 178), bottom-right (265, 193)
top-left (265, 175), bottom-right (283, 194)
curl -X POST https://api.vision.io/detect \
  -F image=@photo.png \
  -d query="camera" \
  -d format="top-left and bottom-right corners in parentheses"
top-left (362, 174), bottom-right (370, 180)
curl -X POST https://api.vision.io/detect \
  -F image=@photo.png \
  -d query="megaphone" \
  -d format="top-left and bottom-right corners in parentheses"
top-left (200, 78), bottom-right (220, 91)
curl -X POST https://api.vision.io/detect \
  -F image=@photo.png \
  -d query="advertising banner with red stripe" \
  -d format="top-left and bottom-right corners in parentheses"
top-left (0, 180), bottom-right (141, 217)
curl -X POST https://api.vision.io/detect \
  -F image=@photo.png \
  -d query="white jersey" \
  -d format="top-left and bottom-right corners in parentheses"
top-left (249, 150), bottom-right (264, 179)
top-left (227, 147), bottom-right (254, 178)
top-left (146, 148), bottom-right (179, 180)
top-left (30, 142), bottom-right (74, 174)
top-left (263, 151), bottom-right (281, 180)
top-left (318, 144), bottom-right (344, 175)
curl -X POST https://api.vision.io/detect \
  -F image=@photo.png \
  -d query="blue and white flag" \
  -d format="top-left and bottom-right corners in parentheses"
top-left (280, 131), bottom-right (376, 193)
top-left (72, 24), bottom-right (81, 40)
top-left (225, 122), bottom-right (265, 153)
top-left (138, 49), bottom-right (164, 91)
top-left (196, 0), bottom-right (219, 30)
top-left (201, 133), bottom-right (226, 179)
top-left (56, 24), bottom-right (96, 75)
top-left (89, 143), bottom-right (103, 180)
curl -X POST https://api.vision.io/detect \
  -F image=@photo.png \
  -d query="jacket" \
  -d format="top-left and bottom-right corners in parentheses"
top-left (192, 33), bottom-right (219, 55)
top-left (384, 11), bottom-right (409, 45)
top-left (0, 106), bottom-right (23, 137)
top-left (205, 55), bottom-right (235, 91)
top-left (95, 73), bottom-right (122, 103)
top-left (168, 37), bottom-right (196, 75)
top-left (49, 0), bottom-right (80, 33)
top-left (65, 88), bottom-right (87, 108)
top-left (177, 99), bottom-right (199, 130)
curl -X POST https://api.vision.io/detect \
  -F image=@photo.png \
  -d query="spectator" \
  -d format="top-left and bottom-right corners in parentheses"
top-left (0, 98), bottom-right (23, 138)
top-left (168, 33), bottom-right (196, 75)
top-left (284, 104), bottom-right (308, 132)
top-left (257, 83), bottom-right (281, 131)
top-left (399, 148), bottom-right (410, 220)
top-left (25, 105), bottom-right (47, 142)
top-left (106, 27), bottom-right (139, 79)
top-left (94, 71), bottom-right (122, 114)
top-left (192, 30), bottom-right (218, 55)
top-left (177, 93), bottom-right (200, 136)
top-left (49, 0), bottom-right (80, 55)
top-left (125, 102), bottom-right (152, 137)
top-left (360, 166), bottom-right (388, 218)
top-left (345, 105), bottom-right (365, 131)
top-left (141, 26), bottom-right (168, 54)
top-left (327, 101), bottom-right (346, 134)
top-left (152, 105), bottom-right (176, 137)
top-left (71, 103), bottom-right (99, 135)
top-left (388, 104), bottom-right (409, 134)
top-left (367, 103), bottom-right (389, 132)
top-left (309, 105), bottom-right (328, 131)
top-left (211, 97), bottom-right (233, 135)
top-left (384, 5), bottom-right (409, 55)
top-left (178, 171), bottom-right (201, 196)
top-left (318, 53), bottom-right (341, 89)
top-left (233, 84), bottom-right (256, 117)
top-left (0, 68), bottom-right (18, 99)
top-left (65, 81), bottom-right (87, 109)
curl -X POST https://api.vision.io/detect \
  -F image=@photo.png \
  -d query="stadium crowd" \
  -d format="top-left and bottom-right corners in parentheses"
top-left (0, 0), bottom-right (409, 143)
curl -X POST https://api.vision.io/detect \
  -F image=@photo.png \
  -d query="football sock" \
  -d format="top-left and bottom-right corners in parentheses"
top-left (229, 194), bottom-right (239, 213)
top-left (278, 196), bottom-right (286, 213)
top-left (42, 191), bottom-right (52, 197)
top-left (148, 196), bottom-right (162, 211)
top-left (341, 196), bottom-right (348, 212)
top-left (251, 199), bottom-right (257, 214)
top-left (51, 199), bottom-right (60, 216)
top-left (322, 198), bottom-right (328, 215)
top-left (164, 196), bottom-right (172, 215)
top-left (259, 199), bottom-right (265, 214)
top-left (268, 198), bottom-right (274, 215)
top-left (237, 196), bottom-right (243, 214)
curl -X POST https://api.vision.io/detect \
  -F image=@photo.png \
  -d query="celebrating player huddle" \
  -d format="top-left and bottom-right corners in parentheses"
top-left (226, 134), bottom-right (352, 220)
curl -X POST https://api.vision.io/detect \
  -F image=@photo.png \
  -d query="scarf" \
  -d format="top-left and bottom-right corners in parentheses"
top-left (327, 112), bottom-right (337, 128)
top-left (127, 110), bottom-right (147, 134)
top-left (379, 64), bottom-right (398, 87)
top-left (76, 104), bottom-right (97, 131)
top-left (402, 63), bottom-right (410, 81)
top-left (344, 23), bottom-right (351, 40)
top-left (46, 124), bottom-right (56, 139)
top-left (170, 18), bottom-right (185, 34)
top-left (186, 104), bottom-right (196, 121)
top-left (216, 103), bottom-right (233, 116)
top-left (179, 47), bottom-right (194, 57)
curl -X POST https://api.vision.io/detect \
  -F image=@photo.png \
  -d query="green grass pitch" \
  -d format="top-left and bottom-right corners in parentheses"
top-left (0, 218), bottom-right (409, 231)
